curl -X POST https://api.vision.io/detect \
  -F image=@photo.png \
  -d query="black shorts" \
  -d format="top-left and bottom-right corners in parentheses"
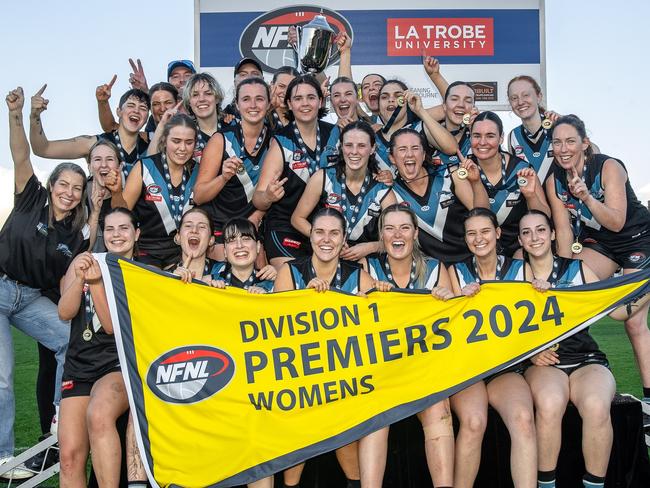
top-left (485, 362), bottom-right (526, 384)
top-left (582, 232), bottom-right (650, 269)
top-left (61, 367), bottom-right (121, 399)
top-left (264, 228), bottom-right (310, 260)
top-left (554, 351), bottom-right (609, 376)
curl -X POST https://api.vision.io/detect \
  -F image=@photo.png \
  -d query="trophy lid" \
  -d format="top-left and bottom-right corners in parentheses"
top-left (304, 14), bottom-right (334, 32)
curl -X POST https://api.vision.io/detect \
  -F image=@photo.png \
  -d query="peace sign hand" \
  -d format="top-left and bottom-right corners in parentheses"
top-left (30, 84), bottom-right (49, 117)
top-left (6, 87), bottom-right (24, 113)
top-left (96, 75), bottom-right (117, 103)
top-left (160, 100), bottom-right (183, 126)
top-left (128, 58), bottom-right (148, 91)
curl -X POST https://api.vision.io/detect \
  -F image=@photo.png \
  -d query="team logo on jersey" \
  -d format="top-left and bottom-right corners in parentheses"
top-left (514, 145), bottom-right (523, 155)
top-left (146, 346), bottom-right (235, 404)
top-left (629, 252), bottom-right (646, 264)
top-left (145, 184), bottom-right (163, 202)
top-left (56, 243), bottom-right (72, 258)
top-left (327, 193), bottom-right (342, 205)
top-left (239, 6), bottom-right (354, 73)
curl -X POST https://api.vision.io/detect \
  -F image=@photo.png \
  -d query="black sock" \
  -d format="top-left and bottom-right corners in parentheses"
top-left (538, 469), bottom-right (556, 487)
top-left (643, 387), bottom-right (650, 400)
top-left (346, 479), bottom-right (361, 488)
top-left (583, 472), bottom-right (605, 487)
top-left (283, 484), bottom-right (299, 488)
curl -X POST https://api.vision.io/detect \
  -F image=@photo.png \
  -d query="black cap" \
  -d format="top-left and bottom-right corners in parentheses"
top-left (234, 58), bottom-right (263, 77)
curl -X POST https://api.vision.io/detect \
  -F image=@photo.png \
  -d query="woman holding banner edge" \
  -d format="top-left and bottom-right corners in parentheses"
top-left (275, 207), bottom-right (373, 488)
top-left (448, 207), bottom-right (536, 488)
top-left (358, 203), bottom-right (455, 488)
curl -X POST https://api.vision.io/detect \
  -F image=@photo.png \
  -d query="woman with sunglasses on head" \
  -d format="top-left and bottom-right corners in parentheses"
top-left (388, 127), bottom-right (488, 264)
top-left (358, 203), bottom-right (455, 488)
top-left (469, 111), bottom-right (550, 257)
top-left (275, 207), bottom-right (373, 488)
top-left (517, 209), bottom-right (648, 488)
top-left (545, 113), bottom-right (650, 406)
top-left (291, 120), bottom-right (396, 261)
top-left (57, 208), bottom-right (139, 488)
top-left (105, 114), bottom-right (199, 269)
top-left (253, 75), bottom-right (340, 269)
top-left (194, 78), bottom-right (272, 261)
top-left (1, 88), bottom-right (93, 480)
top-left (448, 208), bottom-right (536, 488)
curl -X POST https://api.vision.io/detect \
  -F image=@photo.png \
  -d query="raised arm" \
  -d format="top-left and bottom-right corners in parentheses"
top-left (96, 75), bottom-right (119, 133)
top-left (6, 87), bottom-right (34, 193)
top-left (29, 84), bottom-right (96, 159)
top-left (407, 92), bottom-right (457, 155)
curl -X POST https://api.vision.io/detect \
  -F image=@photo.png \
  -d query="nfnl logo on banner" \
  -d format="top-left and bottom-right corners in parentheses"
top-left (196, 0), bottom-right (545, 110)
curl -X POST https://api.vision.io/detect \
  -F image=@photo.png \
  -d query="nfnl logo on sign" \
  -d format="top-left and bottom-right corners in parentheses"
top-left (387, 18), bottom-right (494, 56)
top-left (146, 345), bottom-right (235, 404)
top-left (239, 6), bottom-right (353, 73)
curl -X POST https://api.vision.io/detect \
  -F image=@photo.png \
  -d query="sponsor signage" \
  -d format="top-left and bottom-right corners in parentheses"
top-left (196, 0), bottom-right (545, 110)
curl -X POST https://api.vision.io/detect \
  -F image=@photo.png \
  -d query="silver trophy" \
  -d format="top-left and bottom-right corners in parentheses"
top-left (293, 14), bottom-right (336, 74)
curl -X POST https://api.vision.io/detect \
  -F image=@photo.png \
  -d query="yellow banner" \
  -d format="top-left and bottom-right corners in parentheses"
top-left (99, 255), bottom-right (650, 488)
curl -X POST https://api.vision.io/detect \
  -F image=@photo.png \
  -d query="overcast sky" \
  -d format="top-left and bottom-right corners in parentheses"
top-left (1, 0), bottom-right (647, 223)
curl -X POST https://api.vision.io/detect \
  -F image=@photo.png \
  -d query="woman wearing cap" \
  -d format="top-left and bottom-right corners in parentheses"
top-left (253, 75), bottom-right (340, 269)
top-left (545, 114), bottom-right (650, 406)
top-left (194, 78), bottom-right (271, 261)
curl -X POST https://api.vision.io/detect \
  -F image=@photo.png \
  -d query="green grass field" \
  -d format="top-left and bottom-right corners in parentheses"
top-left (4, 316), bottom-right (645, 487)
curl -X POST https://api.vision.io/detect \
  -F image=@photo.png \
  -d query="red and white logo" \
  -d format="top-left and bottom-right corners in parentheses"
top-left (146, 346), bottom-right (235, 404)
top-left (387, 18), bottom-right (494, 56)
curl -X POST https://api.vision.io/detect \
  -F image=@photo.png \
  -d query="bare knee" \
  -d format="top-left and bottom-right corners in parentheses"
top-left (59, 441), bottom-right (88, 475)
top-left (625, 314), bottom-right (649, 337)
top-left (577, 396), bottom-right (612, 427)
top-left (460, 411), bottom-right (487, 438)
top-left (511, 408), bottom-right (535, 438)
top-left (87, 404), bottom-right (114, 437)
top-left (535, 394), bottom-right (567, 423)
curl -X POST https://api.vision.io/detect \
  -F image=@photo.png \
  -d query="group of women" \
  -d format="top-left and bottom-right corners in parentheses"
top-left (1, 46), bottom-right (649, 488)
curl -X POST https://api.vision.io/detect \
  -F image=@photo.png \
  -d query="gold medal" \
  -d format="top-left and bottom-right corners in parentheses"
top-left (82, 328), bottom-right (93, 342)
top-left (462, 113), bottom-right (471, 125)
top-left (517, 177), bottom-right (528, 187)
top-left (457, 167), bottom-right (468, 180)
top-left (571, 242), bottom-right (583, 254)
top-left (549, 343), bottom-right (559, 352)
top-left (396, 96), bottom-right (405, 107)
top-left (542, 118), bottom-right (552, 129)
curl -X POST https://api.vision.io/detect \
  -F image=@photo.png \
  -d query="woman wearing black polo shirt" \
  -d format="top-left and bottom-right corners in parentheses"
top-left (1, 87), bottom-right (90, 475)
